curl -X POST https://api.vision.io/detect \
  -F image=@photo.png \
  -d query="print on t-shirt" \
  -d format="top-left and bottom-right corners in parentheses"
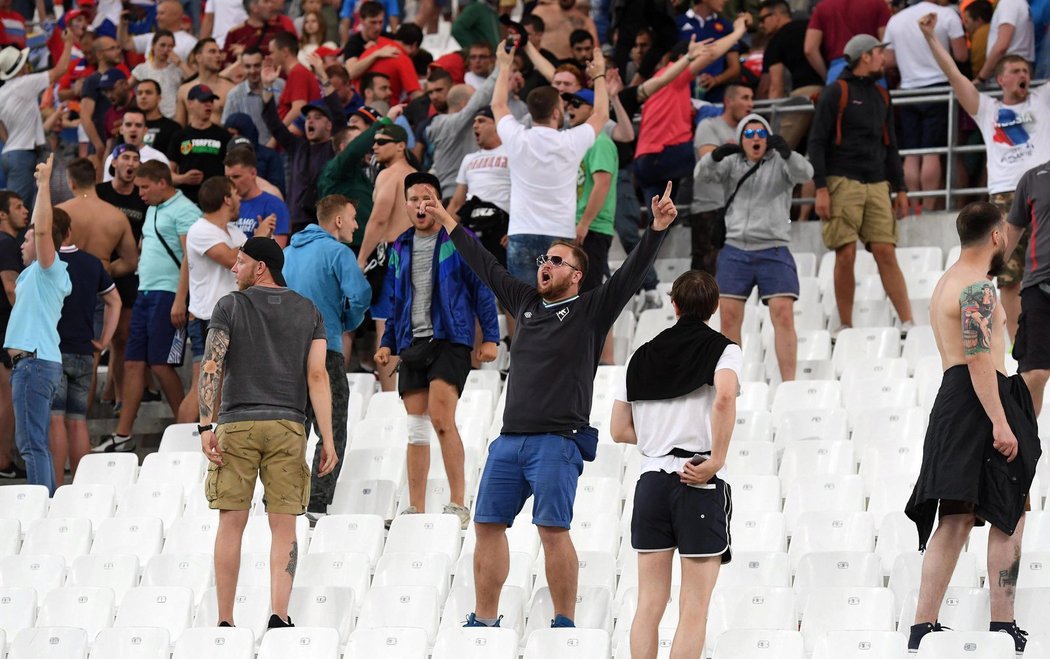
top-left (179, 138), bottom-right (224, 156)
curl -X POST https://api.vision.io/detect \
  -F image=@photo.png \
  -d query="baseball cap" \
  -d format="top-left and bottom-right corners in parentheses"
top-left (353, 105), bottom-right (382, 125)
top-left (240, 237), bottom-right (286, 286)
top-left (473, 106), bottom-right (494, 120)
top-left (229, 136), bottom-right (254, 151)
top-left (843, 34), bottom-right (886, 68)
top-left (98, 68), bottom-right (128, 90)
top-left (375, 124), bottom-right (408, 143)
top-left (314, 45), bottom-right (342, 59)
top-left (404, 171), bottom-right (442, 196)
top-left (187, 84), bottom-right (220, 102)
top-left (561, 89), bottom-right (595, 106)
top-left (303, 101), bottom-right (333, 121)
top-left (111, 143), bottom-right (140, 159)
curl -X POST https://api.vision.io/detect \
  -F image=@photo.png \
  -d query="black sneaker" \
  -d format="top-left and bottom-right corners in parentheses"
top-left (142, 388), bottom-right (162, 402)
top-left (908, 622), bottom-right (949, 652)
top-left (267, 614), bottom-right (294, 629)
top-left (92, 434), bottom-right (136, 453)
top-left (0, 463), bottom-right (26, 479)
top-left (218, 621), bottom-right (233, 627)
top-left (990, 620), bottom-right (1028, 653)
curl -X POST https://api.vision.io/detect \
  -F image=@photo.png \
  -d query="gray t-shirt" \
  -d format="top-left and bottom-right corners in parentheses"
top-left (410, 233), bottom-right (438, 338)
top-left (691, 116), bottom-right (738, 213)
top-left (1008, 161), bottom-right (1050, 290)
top-left (209, 286), bottom-right (326, 424)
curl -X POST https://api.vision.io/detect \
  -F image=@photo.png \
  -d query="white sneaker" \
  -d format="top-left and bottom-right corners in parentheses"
top-left (92, 434), bottom-right (136, 453)
top-left (900, 320), bottom-right (915, 337)
top-left (443, 502), bottom-right (471, 529)
top-left (400, 506), bottom-right (421, 515)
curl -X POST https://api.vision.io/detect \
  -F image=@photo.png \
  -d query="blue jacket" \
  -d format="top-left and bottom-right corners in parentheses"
top-left (283, 224), bottom-right (371, 350)
top-left (380, 226), bottom-right (500, 353)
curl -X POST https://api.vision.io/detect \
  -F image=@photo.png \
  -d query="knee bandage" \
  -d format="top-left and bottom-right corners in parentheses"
top-left (407, 414), bottom-right (431, 445)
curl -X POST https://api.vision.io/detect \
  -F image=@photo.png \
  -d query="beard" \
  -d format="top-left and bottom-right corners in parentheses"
top-left (988, 246), bottom-right (1008, 277)
top-left (538, 274), bottom-right (572, 300)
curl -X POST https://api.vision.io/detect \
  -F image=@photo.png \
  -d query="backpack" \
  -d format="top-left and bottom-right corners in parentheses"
top-left (834, 78), bottom-right (890, 147)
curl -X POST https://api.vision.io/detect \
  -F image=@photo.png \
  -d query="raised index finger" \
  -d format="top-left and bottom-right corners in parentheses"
top-left (662, 180), bottom-right (673, 201)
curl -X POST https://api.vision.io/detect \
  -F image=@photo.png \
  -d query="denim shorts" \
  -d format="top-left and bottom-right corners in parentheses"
top-left (473, 433), bottom-right (584, 529)
top-left (50, 353), bottom-right (94, 420)
top-left (125, 290), bottom-right (186, 366)
top-left (716, 244), bottom-right (799, 302)
top-left (187, 317), bottom-right (209, 362)
top-left (506, 234), bottom-right (561, 285)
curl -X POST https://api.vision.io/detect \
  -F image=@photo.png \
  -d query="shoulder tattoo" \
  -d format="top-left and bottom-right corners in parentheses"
top-left (960, 281), bottom-right (996, 356)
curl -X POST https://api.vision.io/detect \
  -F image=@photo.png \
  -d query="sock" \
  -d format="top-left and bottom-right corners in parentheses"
top-left (475, 616), bottom-right (499, 627)
top-left (113, 434), bottom-right (130, 441)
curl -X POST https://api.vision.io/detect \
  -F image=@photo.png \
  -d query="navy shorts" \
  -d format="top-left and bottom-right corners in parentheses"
top-left (897, 85), bottom-right (950, 150)
top-left (506, 234), bottom-right (561, 285)
top-left (51, 353), bottom-right (94, 419)
top-left (716, 244), bottom-right (799, 302)
top-left (474, 433), bottom-right (584, 529)
top-left (125, 290), bottom-right (186, 366)
top-left (187, 317), bottom-right (210, 362)
top-left (631, 470), bottom-right (733, 561)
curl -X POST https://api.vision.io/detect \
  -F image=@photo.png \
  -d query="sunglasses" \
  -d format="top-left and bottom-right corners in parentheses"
top-left (742, 128), bottom-right (769, 139)
top-left (373, 138), bottom-right (397, 145)
top-left (536, 254), bottom-right (579, 271)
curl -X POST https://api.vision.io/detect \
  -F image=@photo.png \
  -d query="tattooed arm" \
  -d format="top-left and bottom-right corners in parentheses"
top-left (199, 327), bottom-right (230, 466)
top-left (960, 281), bottom-right (1017, 462)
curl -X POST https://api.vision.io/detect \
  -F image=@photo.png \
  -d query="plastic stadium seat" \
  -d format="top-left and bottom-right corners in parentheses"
top-left (707, 587), bottom-right (798, 650)
top-left (90, 516), bottom-right (164, 564)
top-left (309, 514), bottom-right (385, 567)
top-left (587, 444), bottom-right (625, 480)
top-left (21, 518), bottom-right (92, 563)
top-left (181, 484), bottom-right (218, 520)
top-left (88, 628), bottom-right (170, 659)
top-left (818, 250), bottom-right (877, 293)
top-left (287, 586), bottom-right (354, 645)
top-left (1025, 634), bottom-right (1050, 659)
top-left (1019, 553), bottom-right (1050, 588)
top-left (159, 424), bottom-right (202, 452)
top-left (859, 444), bottom-right (921, 496)
top-left (523, 629), bottom-right (611, 659)
top-left (783, 475), bottom-right (865, 532)
top-left (843, 379), bottom-right (917, 420)
top-left (812, 630), bottom-right (908, 659)
top-left (351, 416), bottom-right (409, 451)
top-left (725, 441), bottom-right (778, 476)
top-left (0, 484), bottom-right (49, 530)
top-left (385, 513), bottom-right (461, 562)
top-left (915, 631), bottom-right (1015, 658)
top-left (346, 373), bottom-right (377, 407)
top-left (734, 410), bottom-right (773, 443)
top-left (795, 253), bottom-right (818, 278)
top-left (296, 552), bottom-right (370, 613)
top-left (47, 484), bottom-right (116, 528)
top-left (535, 550), bottom-right (616, 598)
top-left (770, 381), bottom-right (842, 419)
top-left (730, 511), bottom-right (787, 552)
top-left (340, 447), bottom-right (407, 485)
top-left (1022, 512), bottom-right (1050, 553)
top-left (37, 586), bottom-right (115, 646)
top-left (524, 585), bottom-right (613, 641)
top-left (829, 299), bottom-right (894, 329)
top-left (344, 627), bottom-right (428, 659)
top-left (724, 475), bottom-right (781, 513)
top-left (115, 586), bottom-right (195, 642)
top-left (163, 516), bottom-right (219, 555)
top-left (138, 451), bottom-right (205, 488)
top-left (839, 358), bottom-right (909, 394)
top-left (737, 382), bottom-right (770, 413)
top-left (194, 586), bottom-right (269, 641)
top-left (171, 627), bottom-right (253, 659)
top-left (874, 512), bottom-right (920, 574)
top-left (574, 477), bottom-right (622, 519)
top-left (432, 627), bottom-right (520, 659)
top-left (4, 554), bottom-right (67, 603)
top-left (356, 585), bottom-right (441, 644)
top-left (0, 519), bottom-right (19, 556)
top-left (461, 517), bottom-right (541, 560)
top-left (832, 328), bottom-right (901, 377)
top-left (72, 453), bottom-right (138, 491)
top-left (789, 513), bottom-right (875, 568)
top-left (799, 586), bottom-right (895, 653)
top-left (9, 627), bottom-right (89, 659)
top-left (257, 627), bottom-right (340, 658)
top-left (1016, 587), bottom-right (1050, 632)
top-left (779, 440), bottom-right (855, 489)
top-left (457, 389), bottom-right (494, 429)
top-left (115, 484), bottom-right (184, 533)
top-left (569, 513), bottom-right (621, 556)
top-left (0, 587), bottom-right (37, 642)
top-left (328, 478), bottom-right (399, 518)
top-left (372, 552), bottom-right (452, 600)
top-left (793, 552), bottom-right (882, 610)
top-left (775, 408), bottom-right (849, 447)
top-left (365, 391), bottom-right (407, 419)
top-left (235, 553), bottom-right (271, 588)
top-left (453, 551), bottom-right (534, 597)
top-left (889, 552), bottom-right (978, 616)
top-left (851, 407), bottom-right (926, 463)
top-left (439, 585), bottom-right (527, 639)
top-left (711, 629), bottom-right (805, 659)
top-left (68, 554), bottom-right (139, 605)
top-left (715, 552), bottom-right (792, 591)
top-left (898, 587), bottom-right (990, 632)
top-left (141, 553), bottom-right (213, 606)
top-left (631, 308), bottom-right (677, 353)
top-left (796, 330), bottom-right (833, 362)
top-left (897, 247), bottom-right (944, 275)
top-left (465, 369), bottom-right (502, 399)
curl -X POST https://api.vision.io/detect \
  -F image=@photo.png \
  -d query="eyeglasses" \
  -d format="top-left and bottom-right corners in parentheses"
top-left (536, 254), bottom-right (579, 271)
top-left (742, 128), bottom-right (769, 139)
top-left (565, 98), bottom-right (583, 108)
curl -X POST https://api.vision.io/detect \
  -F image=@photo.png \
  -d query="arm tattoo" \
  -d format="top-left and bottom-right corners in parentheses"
top-left (198, 328), bottom-right (230, 423)
top-left (960, 282), bottom-right (996, 356)
top-left (286, 540), bottom-right (298, 579)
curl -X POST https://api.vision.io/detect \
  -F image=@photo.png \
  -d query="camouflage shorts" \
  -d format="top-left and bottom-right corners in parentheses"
top-left (990, 192), bottom-right (1027, 288)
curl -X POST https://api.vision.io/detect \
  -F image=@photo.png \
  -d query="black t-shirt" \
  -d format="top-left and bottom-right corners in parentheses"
top-left (0, 232), bottom-right (23, 336)
top-left (342, 30), bottom-right (395, 59)
top-left (763, 19), bottom-right (824, 90)
top-left (615, 86), bottom-right (642, 167)
top-left (145, 116), bottom-right (182, 154)
top-left (167, 124), bottom-right (231, 203)
top-left (57, 248), bottom-right (115, 355)
top-left (96, 183), bottom-right (147, 243)
top-left (81, 72), bottom-right (112, 146)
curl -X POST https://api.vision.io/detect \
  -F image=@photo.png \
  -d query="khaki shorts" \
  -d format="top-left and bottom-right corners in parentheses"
top-left (205, 419), bottom-right (310, 515)
top-left (990, 191), bottom-right (1028, 288)
top-left (822, 176), bottom-right (898, 250)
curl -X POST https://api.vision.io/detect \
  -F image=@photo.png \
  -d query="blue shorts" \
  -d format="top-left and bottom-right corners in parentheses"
top-left (50, 353), bottom-right (94, 419)
top-left (125, 290), bottom-right (187, 367)
top-left (716, 244), bottom-right (799, 302)
top-left (187, 317), bottom-right (209, 362)
top-left (474, 433), bottom-right (584, 529)
top-left (506, 234), bottom-right (561, 285)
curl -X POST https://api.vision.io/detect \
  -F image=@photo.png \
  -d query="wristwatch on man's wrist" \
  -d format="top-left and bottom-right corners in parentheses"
top-left (197, 423), bottom-right (214, 434)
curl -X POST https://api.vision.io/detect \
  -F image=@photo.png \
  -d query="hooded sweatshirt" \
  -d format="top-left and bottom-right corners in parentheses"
top-left (695, 113), bottom-right (814, 251)
top-left (283, 224), bottom-right (372, 350)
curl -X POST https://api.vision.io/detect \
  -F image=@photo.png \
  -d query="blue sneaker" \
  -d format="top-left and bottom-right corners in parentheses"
top-left (551, 614), bottom-right (575, 628)
top-left (464, 613), bottom-right (502, 628)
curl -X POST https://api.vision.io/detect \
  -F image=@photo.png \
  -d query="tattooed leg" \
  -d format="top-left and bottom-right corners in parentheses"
top-left (989, 514), bottom-right (1025, 621)
top-left (269, 513), bottom-right (298, 620)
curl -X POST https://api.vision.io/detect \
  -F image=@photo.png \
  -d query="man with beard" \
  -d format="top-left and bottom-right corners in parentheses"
top-left (905, 202), bottom-right (1040, 654)
top-left (103, 108), bottom-right (169, 180)
top-left (168, 85), bottom-right (232, 204)
top-left (531, 0), bottom-right (598, 62)
top-left (135, 79), bottom-right (182, 154)
top-left (176, 39), bottom-right (234, 126)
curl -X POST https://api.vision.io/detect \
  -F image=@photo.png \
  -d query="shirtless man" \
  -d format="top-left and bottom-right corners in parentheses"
top-left (532, 0), bottom-right (599, 62)
top-left (58, 158), bottom-right (139, 280)
top-left (176, 39), bottom-right (234, 126)
top-left (904, 201), bottom-right (1038, 654)
top-left (358, 123), bottom-right (416, 391)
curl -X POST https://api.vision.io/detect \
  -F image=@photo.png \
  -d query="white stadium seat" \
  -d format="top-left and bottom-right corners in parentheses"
top-left (72, 453), bottom-right (138, 491)
top-left (47, 484), bottom-right (116, 528)
top-left (67, 554), bottom-right (139, 606)
top-left (115, 586), bottom-right (195, 642)
top-left (915, 631), bottom-right (1015, 658)
top-left (9, 627), bottom-right (89, 659)
top-left (89, 628), bottom-right (170, 659)
top-left (523, 629), bottom-right (611, 659)
top-left (431, 627), bottom-right (520, 659)
top-left (37, 586), bottom-right (115, 647)
top-left (711, 629), bottom-right (804, 659)
top-left (343, 627), bottom-right (428, 659)
top-left (171, 627), bottom-right (254, 659)
top-left (0, 484), bottom-right (50, 530)
top-left (257, 627), bottom-right (341, 659)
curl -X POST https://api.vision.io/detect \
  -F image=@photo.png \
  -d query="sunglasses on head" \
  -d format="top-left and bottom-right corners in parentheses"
top-left (536, 254), bottom-right (579, 270)
top-left (743, 128), bottom-right (769, 139)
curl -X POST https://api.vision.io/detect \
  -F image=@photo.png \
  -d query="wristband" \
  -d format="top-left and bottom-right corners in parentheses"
top-left (592, 74), bottom-right (605, 80)
top-left (197, 423), bottom-right (214, 434)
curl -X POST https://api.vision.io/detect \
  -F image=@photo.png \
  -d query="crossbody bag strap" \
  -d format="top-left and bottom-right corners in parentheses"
top-left (724, 159), bottom-right (763, 213)
top-left (152, 208), bottom-right (182, 270)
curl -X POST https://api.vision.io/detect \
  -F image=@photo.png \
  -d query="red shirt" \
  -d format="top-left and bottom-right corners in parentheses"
top-left (807, 0), bottom-right (891, 61)
top-left (221, 18), bottom-right (296, 65)
top-left (277, 62), bottom-right (322, 119)
top-left (635, 65), bottom-right (694, 158)
top-left (357, 37), bottom-right (422, 102)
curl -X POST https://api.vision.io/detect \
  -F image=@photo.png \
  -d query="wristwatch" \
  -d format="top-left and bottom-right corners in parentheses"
top-left (197, 423), bottom-right (214, 434)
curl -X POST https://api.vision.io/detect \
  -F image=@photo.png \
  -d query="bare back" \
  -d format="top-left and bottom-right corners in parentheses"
top-left (929, 263), bottom-right (1007, 374)
top-left (59, 197), bottom-right (135, 268)
top-left (375, 161), bottom-right (415, 243)
top-left (534, 4), bottom-right (595, 60)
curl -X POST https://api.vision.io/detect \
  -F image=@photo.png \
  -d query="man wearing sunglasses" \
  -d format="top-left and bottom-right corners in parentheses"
top-left (413, 179), bottom-right (679, 630)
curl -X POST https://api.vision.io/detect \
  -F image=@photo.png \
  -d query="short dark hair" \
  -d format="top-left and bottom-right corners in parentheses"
top-left (427, 67), bottom-right (453, 84)
top-left (522, 14), bottom-right (544, 33)
top-left (964, 0), bottom-right (993, 23)
top-left (358, 0), bottom-right (384, 19)
top-left (152, 29), bottom-right (175, 47)
top-left (135, 160), bottom-right (173, 185)
top-left (995, 54), bottom-right (1029, 78)
top-left (0, 191), bottom-right (23, 216)
top-left (569, 29), bottom-right (593, 47)
top-left (224, 147), bottom-right (257, 169)
top-left (549, 239), bottom-right (588, 279)
top-left (52, 207), bottom-right (72, 249)
top-left (67, 158), bottom-right (97, 189)
top-left (468, 41), bottom-right (493, 54)
top-left (270, 31), bottom-right (299, 55)
top-left (135, 78), bottom-right (161, 95)
top-left (956, 201), bottom-right (1003, 248)
top-left (198, 176), bottom-right (234, 214)
top-left (122, 105), bottom-right (146, 120)
top-left (758, 0), bottom-right (791, 15)
top-left (317, 194), bottom-right (355, 223)
top-left (242, 46), bottom-right (264, 59)
top-left (526, 85), bottom-right (561, 122)
top-left (361, 71), bottom-right (390, 91)
top-left (326, 64), bottom-right (349, 83)
top-left (191, 38), bottom-right (217, 59)
top-left (395, 22), bottom-right (423, 48)
top-left (671, 270), bottom-right (720, 321)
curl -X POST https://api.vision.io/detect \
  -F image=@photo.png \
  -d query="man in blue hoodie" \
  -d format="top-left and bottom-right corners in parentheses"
top-left (283, 194), bottom-right (372, 518)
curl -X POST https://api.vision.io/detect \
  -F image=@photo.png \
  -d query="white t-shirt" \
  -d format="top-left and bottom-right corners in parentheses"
top-left (614, 343), bottom-right (743, 478)
top-left (204, 0), bottom-right (248, 49)
top-left (0, 72), bottom-right (49, 152)
top-left (455, 145), bottom-right (511, 213)
top-left (186, 218), bottom-right (246, 319)
top-left (988, 0), bottom-right (1035, 62)
top-left (974, 84), bottom-right (1050, 194)
top-left (497, 115), bottom-right (596, 238)
top-left (103, 145), bottom-right (169, 182)
top-left (133, 31), bottom-right (198, 62)
top-left (884, 2), bottom-right (964, 89)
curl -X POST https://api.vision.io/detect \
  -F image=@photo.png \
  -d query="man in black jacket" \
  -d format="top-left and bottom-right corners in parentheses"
top-left (809, 35), bottom-right (914, 337)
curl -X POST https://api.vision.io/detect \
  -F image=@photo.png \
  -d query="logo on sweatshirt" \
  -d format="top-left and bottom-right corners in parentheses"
top-left (556, 307), bottom-right (570, 322)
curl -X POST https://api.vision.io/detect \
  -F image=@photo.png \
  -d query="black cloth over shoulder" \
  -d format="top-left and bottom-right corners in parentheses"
top-left (626, 315), bottom-right (733, 402)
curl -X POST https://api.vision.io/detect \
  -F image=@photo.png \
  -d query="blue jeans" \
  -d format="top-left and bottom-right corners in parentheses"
top-left (507, 233), bottom-right (561, 285)
top-left (614, 167), bottom-right (657, 291)
top-left (1, 150), bottom-right (40, 210)
top-left (12, 356), bottom-right (63, 494)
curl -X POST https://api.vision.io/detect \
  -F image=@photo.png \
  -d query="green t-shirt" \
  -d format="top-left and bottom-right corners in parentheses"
top-left (575, 132), bottom-right (618, 236)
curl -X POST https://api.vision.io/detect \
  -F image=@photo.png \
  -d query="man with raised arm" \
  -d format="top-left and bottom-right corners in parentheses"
top-left (413, 178), bottom-right (678, 629)
top-left (904, 202), bottom-right (1041, 653)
